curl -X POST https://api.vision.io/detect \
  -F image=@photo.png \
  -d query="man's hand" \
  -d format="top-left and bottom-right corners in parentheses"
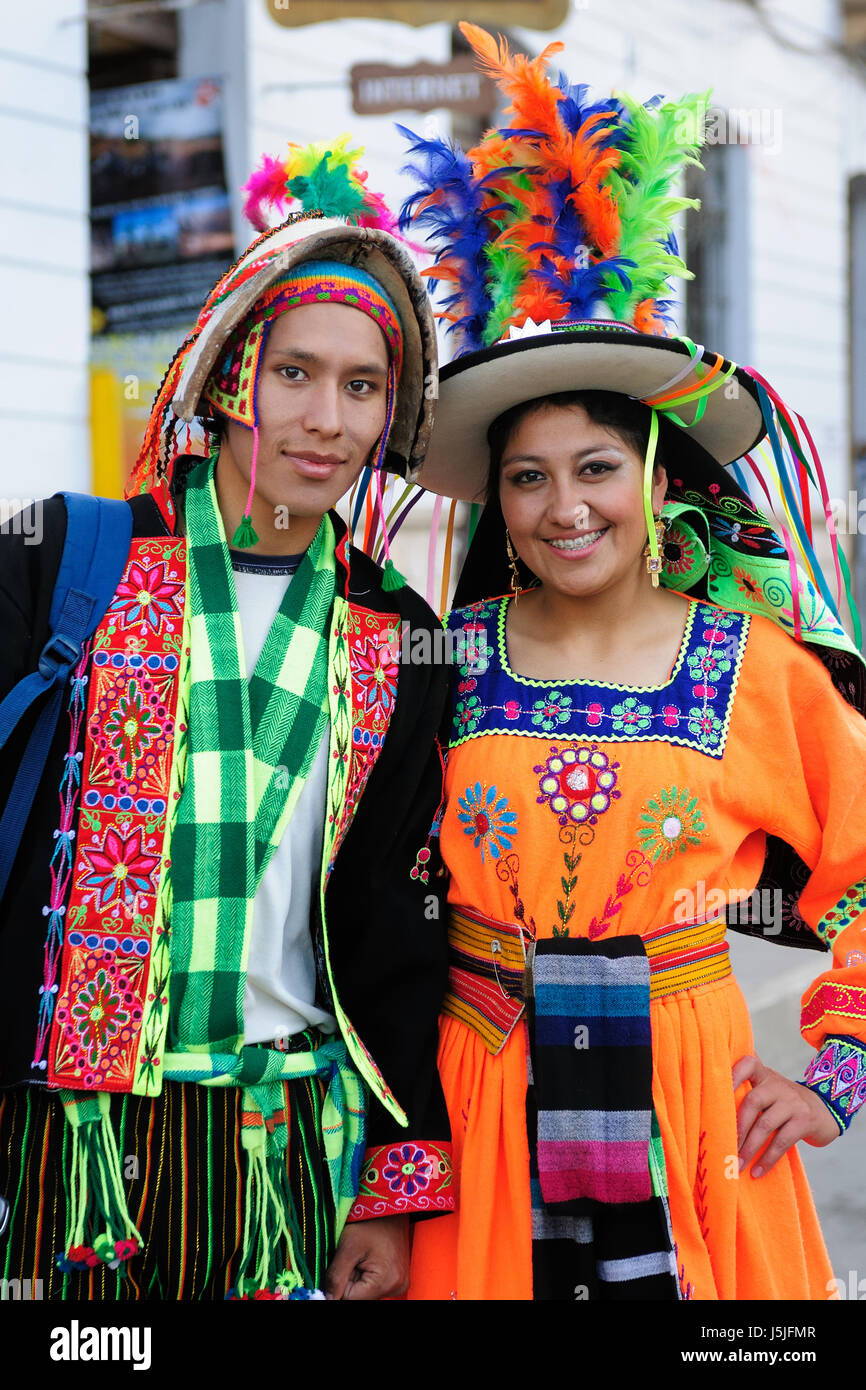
top-left (324, 1215), bottom-right (410, 1300)
top-left (733, 1053), bottom-right (840, 1177)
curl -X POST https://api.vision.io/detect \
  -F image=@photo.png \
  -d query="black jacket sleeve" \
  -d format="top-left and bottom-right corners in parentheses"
top-left (324, 571), bottom-right (452, 1168)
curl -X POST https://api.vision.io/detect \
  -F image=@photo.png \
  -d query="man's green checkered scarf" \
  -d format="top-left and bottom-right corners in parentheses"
top-left (59, 456), bottom-right (366, 1296)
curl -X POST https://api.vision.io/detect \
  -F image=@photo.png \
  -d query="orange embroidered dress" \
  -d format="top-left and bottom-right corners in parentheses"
top-left (408, 591), bottom-right (866, 1300)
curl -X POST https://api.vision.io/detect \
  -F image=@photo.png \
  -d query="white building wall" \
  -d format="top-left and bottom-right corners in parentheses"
top-left (0, 1), bottom-right (90, 502)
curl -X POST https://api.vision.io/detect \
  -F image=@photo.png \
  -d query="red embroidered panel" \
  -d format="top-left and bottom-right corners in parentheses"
top-left (348, 1140), bottom-right (454, 1221)
top-left (49, 539), bottom-right (186, 1091)
top-left (327, 603), bottom-right (400, 873)
top-left (801, 980), bottom-right (866, 1036)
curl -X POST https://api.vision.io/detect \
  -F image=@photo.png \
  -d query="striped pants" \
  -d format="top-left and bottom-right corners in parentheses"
top-left (0, 1074), bottom-right (335, 1300)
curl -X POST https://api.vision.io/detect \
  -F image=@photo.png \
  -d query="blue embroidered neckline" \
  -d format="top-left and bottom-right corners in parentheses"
top-left (446, 596), bottom-right (750, 759)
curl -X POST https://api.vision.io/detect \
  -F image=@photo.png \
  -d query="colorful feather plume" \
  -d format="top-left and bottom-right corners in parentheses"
top-left (241, 135), bottom-right (400, 233)
top-left (398, 24), bottom-right (708, 350)
top-left (602, 91), bottom-right (708, 326)
top-left (398, 125), bottom-right (501, 351)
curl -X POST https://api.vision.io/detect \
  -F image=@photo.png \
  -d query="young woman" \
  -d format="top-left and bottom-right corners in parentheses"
top-left (408, 386), bottom-right (866, 1300)
top-left (399, 24), bottom-right (866, 1299)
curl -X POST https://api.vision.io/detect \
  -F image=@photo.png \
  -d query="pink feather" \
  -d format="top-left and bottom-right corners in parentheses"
top-left (241, 154), bottom-right (290, 231)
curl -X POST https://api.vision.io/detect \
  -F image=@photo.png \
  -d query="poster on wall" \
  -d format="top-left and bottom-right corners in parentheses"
top-left (90, 76), bottom-right (234, 491)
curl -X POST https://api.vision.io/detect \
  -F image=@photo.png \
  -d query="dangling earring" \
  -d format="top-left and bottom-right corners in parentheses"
top-left (505, 529), bottom-right (522, 602)
top-left (644, 515), bottom-right (666, 587)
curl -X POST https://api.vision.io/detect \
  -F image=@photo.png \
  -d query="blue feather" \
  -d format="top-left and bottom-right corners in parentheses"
top-left (397, 123), bottom-right (498, 351)
top-left (554, 75), bottom-right (626, 144)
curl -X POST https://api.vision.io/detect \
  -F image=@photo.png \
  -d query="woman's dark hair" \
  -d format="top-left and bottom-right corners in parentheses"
top-left (485, 390), bottom-right (665, 503)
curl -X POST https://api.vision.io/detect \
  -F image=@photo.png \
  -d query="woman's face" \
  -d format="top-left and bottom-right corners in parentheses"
top-left (498, 403), bottom-right (667, 599)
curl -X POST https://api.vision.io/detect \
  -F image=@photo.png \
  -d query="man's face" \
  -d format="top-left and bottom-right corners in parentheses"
top-left (216, 300), bottom-right (391, 546)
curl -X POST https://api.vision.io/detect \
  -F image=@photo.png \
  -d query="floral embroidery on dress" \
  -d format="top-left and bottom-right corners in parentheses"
top-left (457, 782), bottom-right (518, 863)
top-left (637, 788), bottom-right (706, 862)
top-left (535, 745), bottom-right (620, 828)
top-left (531, 692), bottom-right (573, 732)
top-left (446, 598), bottom-right (749, 759)
top-left (610, 697), bottom-right (653, 733)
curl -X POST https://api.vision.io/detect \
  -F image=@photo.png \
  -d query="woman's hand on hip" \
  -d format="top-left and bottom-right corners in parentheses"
top-left (732, 1053), bottom-right (840, 1177)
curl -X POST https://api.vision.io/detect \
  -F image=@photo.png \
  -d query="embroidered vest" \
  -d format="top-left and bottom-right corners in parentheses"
top-left (37, 531), bottom-right (405, 1120)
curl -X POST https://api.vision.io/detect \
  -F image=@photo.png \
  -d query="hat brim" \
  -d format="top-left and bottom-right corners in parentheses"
top-left (417, 329), bottom-right (765, 502)
top-left (172, 217), bottom-right (438, 480)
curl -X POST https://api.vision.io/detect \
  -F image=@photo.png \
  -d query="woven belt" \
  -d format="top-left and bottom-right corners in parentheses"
top-left (442, 907), bottom-right (731, 1054)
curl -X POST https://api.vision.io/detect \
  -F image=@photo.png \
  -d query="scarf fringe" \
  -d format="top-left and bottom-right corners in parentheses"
top-left (56, 1093), bottom-right (142, 1275)
top-left (231, 1105), bottom-right (319, 1300)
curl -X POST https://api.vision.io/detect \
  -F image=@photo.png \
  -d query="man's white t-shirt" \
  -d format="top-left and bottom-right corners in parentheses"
top-left (230, 547), bottom-right (337, 1044)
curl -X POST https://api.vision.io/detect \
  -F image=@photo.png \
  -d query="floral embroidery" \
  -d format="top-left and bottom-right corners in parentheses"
top-left (455, 612), bottom-right (495, 676)
top-left (553, 825), bottom-right (582, 937)
top-left (383, 1143), bottom-right (433, 1198)
top-left (49, 539), bottom-right (186, 1092)
top-left (351, 633), bottom-right (398, 721)
top-left (531, 691), bottom-right (573, 732)
top-left (734, 567), bottom-right (762, 601)
top-left (107, 558), bottom-right (183, 634)
top-left (33, 645), bottom-right (91, 1074)
top-left (535, 745), bottom-right (620, 828)
top-left (78, 826), bottom-right (161, 912)
top-left (326, 601), bottom-right (400, 875)
top-left (349, 1141), bottom-right (454, 1220)
top-left (661, 522), bottom-right (698, 577)
top-left (687, 642), bottom-right (732, 693)
top-left (610, 697), bottom-right (653, 733)
top-left (457, 783), bottom-right (518, 863)
top-left (710, 515), bottom-right (785, 556)
top-left (69, 967), bottom-right (132, 1066)
top-left (454, 694), bottom-right (483, 735)
top-left (446, 599), bottom-right (748, 758)
top-left (587, 849), bottom-right (654, 939)
top-left (686, 706), bottom-right (724, 748)
top-left (637, 787), bottom-right (706, 862)
top-left (102, 679), bottom-right (163, 776)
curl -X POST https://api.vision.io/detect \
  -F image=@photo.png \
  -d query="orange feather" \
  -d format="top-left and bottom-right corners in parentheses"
top-left (459, 22), bottom-right (564, 141)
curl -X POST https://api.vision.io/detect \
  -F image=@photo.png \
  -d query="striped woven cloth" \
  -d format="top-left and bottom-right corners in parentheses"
top-left (530, 937), bottom-right (678, 1300)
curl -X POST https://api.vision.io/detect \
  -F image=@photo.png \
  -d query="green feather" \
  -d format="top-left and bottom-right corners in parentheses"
top-left (286, 153), bottom-right (367, 221)
top-left (482, 242), bottom-right (528, 347)
top-left (605, 91), bottom-right (709, 321)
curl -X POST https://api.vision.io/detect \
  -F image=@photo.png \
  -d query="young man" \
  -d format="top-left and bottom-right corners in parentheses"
top-left (0, 170), bottom-right (452, 1300)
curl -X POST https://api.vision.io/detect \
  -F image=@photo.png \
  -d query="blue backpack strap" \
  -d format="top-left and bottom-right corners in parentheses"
top-left (0, 492), bottom-right (133, 898)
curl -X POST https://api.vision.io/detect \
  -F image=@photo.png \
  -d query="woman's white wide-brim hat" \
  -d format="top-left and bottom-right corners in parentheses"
top-left (417, 325), bottom-right (766, 502)
top-left (171, 215), bottom-right (438, 480)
